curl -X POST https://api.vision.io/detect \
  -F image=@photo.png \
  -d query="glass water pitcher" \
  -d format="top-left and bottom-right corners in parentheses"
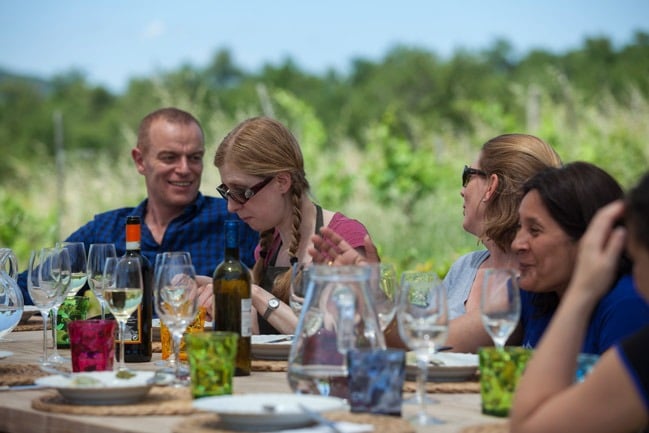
top-left (0, 248), bottom-right (24, 339)
top-left (287, 265), bottom-right (385, 399)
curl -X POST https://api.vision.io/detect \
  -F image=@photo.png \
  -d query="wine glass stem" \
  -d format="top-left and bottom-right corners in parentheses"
top-left (416, 354), bottom-right (429, 418)
top-left (41, 311), bottom-right (49, 363)
top-left (172, 331), bottom-right (183, 380)
top-left (99, 301), bottom-right (106, 320)
top-left (118, 320), bottom-right (126, 371)
top-left (50, 308), bottom-right (59, 355)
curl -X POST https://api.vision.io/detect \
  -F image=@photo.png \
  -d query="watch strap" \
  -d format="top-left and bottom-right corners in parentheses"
top-left (263, 298), bottom-right (280, 320)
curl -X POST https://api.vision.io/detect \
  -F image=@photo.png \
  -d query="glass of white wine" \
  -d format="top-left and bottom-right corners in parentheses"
top-left (58, 242), bottom-right (88, 297)
top-left (480, 268), bottom-right (521, 349)
top-left (103, 256), bottom-right (143, 373)
top-left (48, 242), bottom-right (87, 363)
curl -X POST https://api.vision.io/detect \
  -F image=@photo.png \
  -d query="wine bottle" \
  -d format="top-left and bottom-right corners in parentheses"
top-left (118, 215), bottom-right (153, 362)
top-left (213, 220), bottom-right (252, 376)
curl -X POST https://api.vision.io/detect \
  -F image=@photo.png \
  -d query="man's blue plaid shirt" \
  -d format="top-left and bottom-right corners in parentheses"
top-left (18, 193), bottom-right (259, 304)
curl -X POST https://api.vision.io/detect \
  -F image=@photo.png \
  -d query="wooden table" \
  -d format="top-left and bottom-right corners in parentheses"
top-left (0, 327), bottom-right (502, 433)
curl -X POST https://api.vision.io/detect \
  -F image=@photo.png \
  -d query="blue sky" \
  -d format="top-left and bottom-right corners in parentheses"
top-left (1, 1), bottom-right (648, 93)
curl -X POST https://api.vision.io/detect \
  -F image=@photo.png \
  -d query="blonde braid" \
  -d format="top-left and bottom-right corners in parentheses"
top-left (251, 229), bottom-right (275, 285)
top-left (272, 184), bottom-right (303, 302)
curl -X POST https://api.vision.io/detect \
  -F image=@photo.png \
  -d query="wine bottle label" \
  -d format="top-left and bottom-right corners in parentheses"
top-left (123, 305), bottom-right (142, 343)
top-left (241, 298), bottom-right (252, 337)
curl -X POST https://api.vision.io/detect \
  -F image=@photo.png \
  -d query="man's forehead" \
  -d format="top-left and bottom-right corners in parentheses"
top-left (145, 120), bottom-right (204, 151)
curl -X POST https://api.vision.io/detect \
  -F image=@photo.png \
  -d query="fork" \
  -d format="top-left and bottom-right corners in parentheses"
top-left (298, 403), bottom-right (343, 433)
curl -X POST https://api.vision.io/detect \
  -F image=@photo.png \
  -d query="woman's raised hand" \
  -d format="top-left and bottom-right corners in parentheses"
top-left (309, 227), bottom-right (380, 265)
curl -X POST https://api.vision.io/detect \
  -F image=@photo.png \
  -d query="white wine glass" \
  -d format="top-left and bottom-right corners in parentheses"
top-left (154, 262), bottom-right (198, 386)
top-left (58, 242), bottom-right (88, 297)
top-left (38, 247), bottom-right (71, 367)
top-left (367, 263), bottom-right (398, 331)
top-left (87, 243), bottom-right (117, 319)
top-left (153, 251), bottom-right (192, 371)
top-left (289, 261), bottom-right (312, 316)
top-left (50, 242), bottom-right (86, 362)
top-left (480, 268), bottom-right (521, 349)
top-left (397, 270), bottom-right (449, 426)
top-left (103, 256), bottom-right (143, 373)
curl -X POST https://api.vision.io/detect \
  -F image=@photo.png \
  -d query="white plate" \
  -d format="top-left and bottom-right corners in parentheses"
top-left (251, 335), bottom-right (293, 360)
top-left (0, 350), bottom-right (13, 360)
top-left (406, 352), bottom-right (479, 382)
top-left (193, 393), bottom-right (347, 430)
top-left (35, 371), bottom-right (155, 405)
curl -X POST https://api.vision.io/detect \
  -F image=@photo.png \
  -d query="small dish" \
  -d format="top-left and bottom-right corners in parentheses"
top-left (406, 351), bottom-right (479, 382)
top-left (0, 350), bottom-right (13, 360)
top-left (251, 335), bottom-right (293, 360)
top-left (20, 305), bottom-right (39, 323)
top-left (35, 371), bottom-right (155, 405)
top-left (192, 393), bottom-right (347, 430)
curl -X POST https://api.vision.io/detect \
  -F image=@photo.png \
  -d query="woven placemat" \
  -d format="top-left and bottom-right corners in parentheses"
top-left (459, 421), bottom-right (509, 433)
top-left (15, 317), bottom-right (46, 332)
top-left (173, 411), bottom-right (416, 433)
top-left (148, 348), bottom-right (287, 373)
top-left (0, 364), bottom-right (49, 386)
top-left (403, 380), bottom-right (480, 394)
top-left (31, 386), bottom-right (196, 416)
top-left (252, 359), bottom-right (288, 372)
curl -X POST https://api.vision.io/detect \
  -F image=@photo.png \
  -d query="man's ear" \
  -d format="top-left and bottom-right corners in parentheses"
top-left (131, 147), bottom-right (146, 175)
top-left (483, 173), bottom-right (500, 202)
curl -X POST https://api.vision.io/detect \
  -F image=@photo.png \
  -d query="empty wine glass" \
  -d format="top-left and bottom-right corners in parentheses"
top-left (480, 268), bottom-right (521, 349)
top-left (87, 243), bottom-right (117, 319)
top-left (103, 256), bottom-right (143, 373)
top-left (27, 248), bottom-right (68, 365)
top-left (289, 261), bottom-right (312, 316)
top-left (154, 251), bottom-right (192, 371)
top-left (38, 247), bottom-right (71, 366)
top-left (154, 262), bottom-right (198, 386)
top-left (397, 270), bottom-right (449, 426)
top-left (367, 263), bottom-right (398, 331)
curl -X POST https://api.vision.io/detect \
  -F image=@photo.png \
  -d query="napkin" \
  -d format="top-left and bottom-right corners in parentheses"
top-left (266, 421), bottom-right (374, 433)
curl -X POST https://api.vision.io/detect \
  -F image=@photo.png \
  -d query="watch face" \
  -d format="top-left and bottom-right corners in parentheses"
top-left (269, 298), bottom-right (280, 309)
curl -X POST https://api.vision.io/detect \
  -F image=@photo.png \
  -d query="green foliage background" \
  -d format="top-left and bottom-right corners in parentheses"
top-left (1, 34), bottom-right (648, 276)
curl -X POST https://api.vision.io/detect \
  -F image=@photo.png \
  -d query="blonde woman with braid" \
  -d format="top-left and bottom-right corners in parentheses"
top-left (211, 116), bottom-right (370, 334)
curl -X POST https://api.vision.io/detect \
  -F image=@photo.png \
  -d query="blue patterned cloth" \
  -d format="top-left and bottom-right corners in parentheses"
top-left (18, 193), bottom-right (259, 304)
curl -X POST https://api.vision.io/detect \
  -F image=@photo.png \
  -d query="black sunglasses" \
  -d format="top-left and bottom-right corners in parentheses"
top-left (216, 177), bottom-right (274, 204)
top-left (462, 165), bottom-right (487, 187)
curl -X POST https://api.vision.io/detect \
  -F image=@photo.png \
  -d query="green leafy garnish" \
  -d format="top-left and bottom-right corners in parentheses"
top-left (116, 370), bottom-right (136, 379)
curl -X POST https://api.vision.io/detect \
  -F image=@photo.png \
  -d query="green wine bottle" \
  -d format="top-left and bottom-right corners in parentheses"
top-left (212, 220), bottom-right (252, 376)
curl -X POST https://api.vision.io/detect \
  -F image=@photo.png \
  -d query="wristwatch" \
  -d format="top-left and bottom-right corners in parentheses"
top-left (263, 297), bottom-right (281, 320)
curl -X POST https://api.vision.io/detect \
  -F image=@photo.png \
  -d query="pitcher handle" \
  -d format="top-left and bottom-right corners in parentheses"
top-left (0, 249), bottom-right (18, 280)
